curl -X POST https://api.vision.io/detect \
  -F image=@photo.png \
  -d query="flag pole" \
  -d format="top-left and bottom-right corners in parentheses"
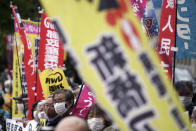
top-left (172, 0), bottom-right (177, 85)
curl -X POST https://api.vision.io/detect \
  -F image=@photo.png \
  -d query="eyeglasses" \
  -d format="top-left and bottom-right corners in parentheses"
top-left (45, 103), bottom-right (54, 108)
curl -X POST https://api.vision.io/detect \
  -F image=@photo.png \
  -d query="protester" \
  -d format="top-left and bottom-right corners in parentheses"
top-left (45, 95), bottom-right (63, 127)
top-left (55, 116), bottom-right (90, 131)
top-left (25, 101), bottom-right (40, 131)
top-left (53, 89), bottom-right (74, 117)
top-left (192, 107), bottom-right (196, 131)
top-left (175, 81), bottom-right (194, 118)
top-left (0, 93), bottom-right (11, 118)
top-left (86, 104), bottom-right (114, 131)
top-left (37, 100), bottom-right (47, 120)
top-left (3, 79), bottom-right (12, 114)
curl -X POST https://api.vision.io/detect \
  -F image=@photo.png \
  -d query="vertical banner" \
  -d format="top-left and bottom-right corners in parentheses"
top-left (12, 32), bottom-right (23, 118)
top-left (38, 12), bottom-right (65, 99)
top-left (12, 5), bottom-right (37, 119)
top-left (41, 0), bottom-right (191, 130)
top-left (128, 0), bottom-right (147, 20)
top-left (38, 12), bottom-right (64, 72)
top-left (39, 68), bottom-right (70, 99)
top-left (12, 19), bottom-right (42, 118)
top-left (176, 0), bottom-right (196, 58)
top-left (157, 0), bottom-right (176, 80)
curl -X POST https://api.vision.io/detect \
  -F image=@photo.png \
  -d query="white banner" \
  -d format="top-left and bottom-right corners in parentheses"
top-left (6, 119), bottom-right (24, 131)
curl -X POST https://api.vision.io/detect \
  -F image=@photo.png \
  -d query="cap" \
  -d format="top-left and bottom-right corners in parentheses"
top-left (13, 93), bottom-right (29, 101)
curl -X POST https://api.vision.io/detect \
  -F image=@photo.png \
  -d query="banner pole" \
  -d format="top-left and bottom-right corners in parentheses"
top-left (172, 0), bottom-right (177, 85)
top-left (34, 7), bottom-right (41, 102)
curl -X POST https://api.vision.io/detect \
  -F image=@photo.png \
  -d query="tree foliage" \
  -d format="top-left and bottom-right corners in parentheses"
top-left (0, 0), bottom-right (41, 69)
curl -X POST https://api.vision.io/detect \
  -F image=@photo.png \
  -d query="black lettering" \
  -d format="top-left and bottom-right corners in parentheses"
top-left (129, 110), bottom-right (155, 131)
top-left (46, 78), bottom-right (50, 84)
top-left (57, 73), bottom-right (63, 82)
top-left (11, 124), bottom-right (14, 131)
top-left (19, 127), bottom-right (23, 131)
top-left (14, 125), bottom-right (18, 131)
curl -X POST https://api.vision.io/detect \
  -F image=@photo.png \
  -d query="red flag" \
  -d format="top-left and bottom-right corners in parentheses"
top-left (157, 0), bottom-right (176, 80)
top-left (38, 12), bottom-right (64, 72)
top-left (12, 5), bottom-right (35, 119)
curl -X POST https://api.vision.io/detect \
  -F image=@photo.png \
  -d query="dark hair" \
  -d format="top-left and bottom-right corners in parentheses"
top-left (31, 100), bottom-right (40, 119)
top-left (175, 81), bottom-right (193, 97)
top-left (53, 89), bottom-right (74, 104)
top-left (0, 94), bottom-right (4, 108)
top-left (86, 104), bottom-right (112, 127)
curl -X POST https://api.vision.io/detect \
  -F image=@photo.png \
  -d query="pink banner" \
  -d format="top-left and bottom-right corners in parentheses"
top-left (129, 0), bottom-right (147, 20)
top-left (14, 22), bottom-right (39, 34)
top-left (72, 85), bottom-right (96, 118)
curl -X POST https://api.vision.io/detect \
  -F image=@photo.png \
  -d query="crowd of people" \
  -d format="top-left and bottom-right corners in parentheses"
top-left (0, 67), bottom-right (117, 131)
top-left (1, 66), bottom-right (196, 131)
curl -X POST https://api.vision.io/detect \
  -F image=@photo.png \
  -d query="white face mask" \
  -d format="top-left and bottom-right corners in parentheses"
top-left (38, 111), bottom-right (48, 119)
top-left (74, 99), bottom-right (77, 104)
top-left (5, 88), bottom-right (10, 93)
top-left (33, 111), bottom-right (37, 119)
top-left (17, 103), bottom-right (24, 113)
top-left (54, 102), bottom-right (68, 115)
top-left (87, 118), bottom-right (104, 131)
top-left (192, 124), bottom-right (196, 130)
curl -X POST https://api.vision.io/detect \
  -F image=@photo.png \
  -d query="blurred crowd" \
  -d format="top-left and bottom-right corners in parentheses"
top-left (1, 67), bottom-right (196, 131)
top-left (0, 68), bottom-right (117, 131)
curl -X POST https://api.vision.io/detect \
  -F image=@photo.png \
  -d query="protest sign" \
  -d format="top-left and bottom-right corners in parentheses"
top-left (12, 5), bottom-right (42, 119)
top-left (128, 0), bottom-right (147, 20)
top-left (39, 68), bottom-right (70, 98)
top-left (40, 0), bottom-right (191, 130)
top-left (72, 85), bottom-right (96, 118)
top-left (6, 119), bottom-right (23, 131)
top-left (176, 0), bottom-right (196, 58)
top-left (157, 0), bottom-right (176, 80)
top-left (38, 12), bottom-right (64, 71)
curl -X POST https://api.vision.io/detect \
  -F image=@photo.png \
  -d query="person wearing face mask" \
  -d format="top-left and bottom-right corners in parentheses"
top-left (175, 81), bottom-right (194, 118)
top-left (37, 100), bottom-right (48, 120)
top-left (52, 89), bottom-right (75, 117)
top-left (192, 108), bottom-right (196, 131)
top-left (25, 101), bottom-right (40, 131)
top-left (86, 104), bottom-right (115, 131)
top-left (45, 95), bottom-right (63, 127)
top-left (3, 79), bottom-right (12, 114)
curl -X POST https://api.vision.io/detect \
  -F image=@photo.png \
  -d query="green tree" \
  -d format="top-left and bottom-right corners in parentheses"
top-left (0, 0), bottom-right (41, 69)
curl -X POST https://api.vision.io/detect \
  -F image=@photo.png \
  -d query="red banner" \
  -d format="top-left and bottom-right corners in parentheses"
top-left (12, 5), bottom-right (36, 120)
top-left (38, 12), bottom-right (64, 72)
top-left (157, 0), bottom-right (176, 80)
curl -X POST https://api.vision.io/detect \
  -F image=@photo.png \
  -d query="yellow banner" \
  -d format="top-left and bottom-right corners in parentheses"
top-left (12, 19), bottom-right (40, 118)
top-left (12, 32), bottom-right (23, 118)
top-left (40, 0), bottom-right (191, 130)
top-left (39, 68), bottom-right (70, 99)
top-left (40, 119), bottom-right (46, 127)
